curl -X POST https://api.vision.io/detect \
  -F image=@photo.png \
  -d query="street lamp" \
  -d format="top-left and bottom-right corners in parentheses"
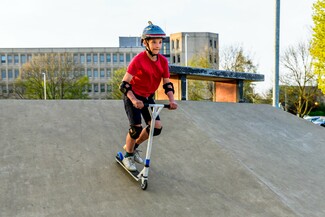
top-left (184, 34), bottom-right (189, 100)
top-left (273, 0), bottom-right (280, 108)
top-left (42, 72), bottom-right (46, 100)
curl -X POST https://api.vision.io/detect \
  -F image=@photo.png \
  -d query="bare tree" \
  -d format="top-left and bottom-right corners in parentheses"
top-left (280, 41), bottom-right (319, 117)
top-left (220, 45), bottom-right (259, 103)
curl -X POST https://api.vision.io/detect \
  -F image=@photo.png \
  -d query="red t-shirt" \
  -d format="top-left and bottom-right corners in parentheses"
top-left (127, 51), bottom-right (170, 97)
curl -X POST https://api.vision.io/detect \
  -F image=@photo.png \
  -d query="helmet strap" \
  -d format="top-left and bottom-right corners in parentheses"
top-left (145, 39), bottom-right (158, 57)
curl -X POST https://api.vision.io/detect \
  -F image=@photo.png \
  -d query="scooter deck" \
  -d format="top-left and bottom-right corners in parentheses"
top-left (115, 156), bottom-right (140, 181)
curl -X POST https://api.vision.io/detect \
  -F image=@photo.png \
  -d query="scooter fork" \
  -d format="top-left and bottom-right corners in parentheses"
top-left (137, 104), bottom-right (165, 190)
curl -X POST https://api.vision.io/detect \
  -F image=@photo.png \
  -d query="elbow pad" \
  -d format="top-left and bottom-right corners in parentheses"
top-left (163, 82), bottom-right (175, 95)
top-left (119, 81), bottom-right (132, 95)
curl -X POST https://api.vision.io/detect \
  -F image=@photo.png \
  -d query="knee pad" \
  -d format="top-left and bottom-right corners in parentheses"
top-left (129, 125), bottom-right (143, 139)
top-left (146, 125), bottom-right (162, 136)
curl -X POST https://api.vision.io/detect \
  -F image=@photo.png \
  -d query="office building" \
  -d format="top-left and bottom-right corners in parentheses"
top-left (170, 32), bottom-right (219, 69)
top-left (0, 47), bottom-right (143, 99)
top-left (0, 33), bottom-right (217, 99)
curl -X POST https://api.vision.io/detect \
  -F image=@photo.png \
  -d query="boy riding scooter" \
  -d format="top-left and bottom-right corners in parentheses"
top-left (119, 21), bottom-right (178, 171)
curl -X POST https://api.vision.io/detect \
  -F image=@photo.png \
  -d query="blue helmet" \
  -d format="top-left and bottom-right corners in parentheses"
top-left (141, 21), bottom-right (166, 40)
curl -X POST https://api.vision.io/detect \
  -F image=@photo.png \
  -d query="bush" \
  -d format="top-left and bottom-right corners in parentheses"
top-left (309, 103), bottom-right (325, 116)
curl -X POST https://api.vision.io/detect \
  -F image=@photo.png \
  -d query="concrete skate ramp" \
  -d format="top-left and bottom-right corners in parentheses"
top-left (1, 100), bottom-right (325, 217)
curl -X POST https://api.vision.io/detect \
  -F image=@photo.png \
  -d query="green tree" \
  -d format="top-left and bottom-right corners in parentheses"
top-left (15, 53), bottom-right (89, 99)
top-left (187, 52), bottom-right (214, 101)
top-left (281, 41), bottom-right (319, 117)
top-left (107, 67), bottom-right (126, 99)
top-left (188, 52), bottom-right (213, 69)
top-left (257, 88), bottom-right (273, 104)
top-left (311, 0), bottom-right (325, 94)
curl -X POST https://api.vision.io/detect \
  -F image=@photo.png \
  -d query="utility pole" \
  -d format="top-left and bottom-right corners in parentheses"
top-left (273, 0), bottom-right (280, 108)
top-left (184, 33), bottom-right (189, 100)
top-left (42, 72), bottom-right (46, 100)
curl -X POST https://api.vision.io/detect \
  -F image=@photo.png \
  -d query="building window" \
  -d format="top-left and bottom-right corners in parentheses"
top-left (119, 54), bottom-right (124, 63)
top-left (176, 39), bottom-right (179, 49)
top-left (209, 40), bottom-right (213, 47)
top-left (171, 40), bottom-right (175, 50)
top-left (88, 84), bottom-right (92, 93)
top-left (94, 68), bottom-right (98, 78)
top-left (1, 70), bottom-right (6, 79)
top-left (80, 68), bottom-right (86, 76)
top-left (126, 53), bottom-right (131, 63)
top-left (100, 54), bottom-right (105, 63)
top-left (80, 54), bottom-right (85, 64)
top-left (14, 55), bottom-right (19, 64)
top-left (177, 55), bottom-right (180, 63)
top-left (15, 69), bottom-right (19, 78)
top-left (106, 53), bottom-right (111, 63)
top-left (87, 69), bottom-right (92, 78)
top-left (100, 84), bottom-right (105, 93)
top-left (1, 55), bottom-right (6, 64)
top-left (74, 54), bottom-right (79, 63)
top-left (8, 55), bottom-right (12, 64)
top-left (21, 55), bottom-right (26, 64)
top-left (162, 43), bottom-right (170, 56)
top-left (214, 41), bottom-right (217, 49)
top-left (100, 69), bottom-right (105, 78)
top-left (93, 54), bottom-right (98, 63)
top-left (107, 69), bottom-right (111, 78)
top-left (8, 69), bottom-right (13, 80)
top-left (113, 54), bottom-right (118, 63)
top-left (172, 55), bottom-right (176, 64)
top-left (94, 84), bottom-right (99, 92)
top-left (86, 54), bottom-right (91, 63)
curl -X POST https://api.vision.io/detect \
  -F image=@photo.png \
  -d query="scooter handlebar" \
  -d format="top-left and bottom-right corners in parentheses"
top-left (144, 103), bottom-right (170, 109)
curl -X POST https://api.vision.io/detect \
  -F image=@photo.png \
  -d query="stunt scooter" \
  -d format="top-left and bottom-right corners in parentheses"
top-left (115, 103), bottom-right (170, 190)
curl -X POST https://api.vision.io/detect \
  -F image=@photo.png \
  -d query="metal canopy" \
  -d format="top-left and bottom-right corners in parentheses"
top-left (169, 65), bottom-right (264, 82)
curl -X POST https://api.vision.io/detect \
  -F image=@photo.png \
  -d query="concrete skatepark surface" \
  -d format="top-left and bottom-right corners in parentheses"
top-left (1, 100), bottom-right (325, 217)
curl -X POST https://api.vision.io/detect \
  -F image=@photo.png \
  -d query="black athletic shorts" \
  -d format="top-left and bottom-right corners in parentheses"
top-left (123, 93), bottom-right (160, 126)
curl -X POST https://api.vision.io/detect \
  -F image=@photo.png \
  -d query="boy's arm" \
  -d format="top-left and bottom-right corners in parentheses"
top-left (120, 72), bottom-right (144, 109)
top-left (163, 78), bottom-right (178, 110)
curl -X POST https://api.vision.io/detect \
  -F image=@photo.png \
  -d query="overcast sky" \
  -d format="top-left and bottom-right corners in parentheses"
top-left (0, 0), bottom-right (315, 93)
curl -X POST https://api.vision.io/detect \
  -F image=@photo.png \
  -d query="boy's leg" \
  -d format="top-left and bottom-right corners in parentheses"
top-left (135, 120), bottom-right (162, 145)
top-left (122, 95), bottom-right (142, 170)
top-left (135, 127), bottom-right (149, 146)
top-left (123, 125), bottom-right (144, 165)
top-left (135, 96), bottom-right (162, 148)
top-left (121, 132), bottom-right (136, 171)
top-left (125, 132), bottom-right (136, 153)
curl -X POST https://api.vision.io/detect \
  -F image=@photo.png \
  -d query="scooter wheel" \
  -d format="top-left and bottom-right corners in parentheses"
top-left (117, 152), bottom-right (124, 161)
top-left (141, 180), bottom-right (148, 190)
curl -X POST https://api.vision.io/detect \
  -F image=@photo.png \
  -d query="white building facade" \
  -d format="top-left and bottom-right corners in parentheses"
top-left (0, 47), bottom-right (143, 99)
top-left (0, 32), bottom-right (219, 99)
